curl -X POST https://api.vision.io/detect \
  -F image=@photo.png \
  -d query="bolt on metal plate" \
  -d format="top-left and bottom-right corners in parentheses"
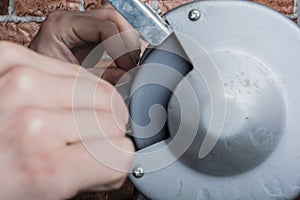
top-left (189, 9), bottom-right (201, 21)
top-left (132, 166), bottom-right (144, 178)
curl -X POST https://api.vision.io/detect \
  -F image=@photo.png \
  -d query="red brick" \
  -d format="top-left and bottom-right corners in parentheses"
top-left (253, 0), bottom-right (295, 15)
top-left (15, 0), bottom-right (80, 17)
top-left (144, 0), bottom-right (195, 14)
top-left (0, 0), bottom-right (9, 15)
top-left (144, 0), bottom-right (295, 15)
top-left (0, 22), bottom-right (40, 46)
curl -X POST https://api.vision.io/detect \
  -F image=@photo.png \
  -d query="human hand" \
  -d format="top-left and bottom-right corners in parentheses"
top-left (30, 3), bottom-right (141, 72)
top-left (0, 42), bottom-right (134, 200)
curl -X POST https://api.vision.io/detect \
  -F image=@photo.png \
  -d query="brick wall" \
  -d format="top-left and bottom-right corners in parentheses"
top-left (0, 0), bottom-right (298, 47)
top-left (0, 0), bottom-right (299, 200)
top-left (0, 0), bottom-right (102, 46)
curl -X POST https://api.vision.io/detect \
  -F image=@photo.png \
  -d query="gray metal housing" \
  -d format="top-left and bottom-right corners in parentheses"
top-left (129, 1), bottom-right (300, 200)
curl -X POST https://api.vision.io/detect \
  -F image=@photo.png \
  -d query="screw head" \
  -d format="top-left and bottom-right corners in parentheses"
top-left (132, 166), bottom-right (144, 178)
top-left (189, 9), bottom-right (201, 21)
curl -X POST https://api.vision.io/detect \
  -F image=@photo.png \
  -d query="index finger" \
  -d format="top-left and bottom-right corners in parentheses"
top-left (0, 42), bottom-right (96, 81)
top-left (87, 6), bottom-right (141, 68)
top-left (58, 137), bottom-right (134, 191)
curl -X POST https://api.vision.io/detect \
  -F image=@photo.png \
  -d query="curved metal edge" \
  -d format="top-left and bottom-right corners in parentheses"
top-left (130, 1), bottom-right (300, 200)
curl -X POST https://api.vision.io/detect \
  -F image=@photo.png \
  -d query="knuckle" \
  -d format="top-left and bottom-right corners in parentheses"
top-left (5, 67), bottom-right (37, 93)
top-left (16, 120), bottom-right (74, 198)
top-left (41, 11), bottom-right (68, 31)
top-left (15, 108), bottom-right (45, 138)
top-left (105, 9), bottom-right (118, 21)
top-left (0, 67), bottom-right (39, 109)
top-left (102, 20), bottom-right (118, 36)
top-left (20, 153), bottom-right (59, 189)
top-left (38, 158), bottom-right (77, 198)
top-left (45, 10), bottom-right (67, 24)
top-left (43, 10), bottom-right (78, 30)
top-left (104, 19), bottom-right (116, 27)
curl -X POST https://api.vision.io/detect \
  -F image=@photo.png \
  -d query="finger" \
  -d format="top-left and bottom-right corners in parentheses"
top-left (88, 6), bottom-right (140, 49)
top-left (58, 137), bottom-right (134, 191)
top-left (88, 67), bottom-right (127, 85)
top-left (30, 11), bottom-right (82, 64)
top-left (61, 15), bottom-right (138, 70)
top-left (30, 31), bottom-right (80, 65)
top-left (71, 42), bottom-right (99, 64)
top-left (31, 11), bottom-right (137, 67)
top-left (4, 108), bottom-right (127, 146)
top-left (0, 41), bottom-right (96, 81)
top-left (0, 67), bottom-right (127, 115)
top-left (67, 110), bottom-right (128, 144)
top-left (87, 7), bottom-right (141, 65)
top-left (33, 10), bottom-right (140, 69)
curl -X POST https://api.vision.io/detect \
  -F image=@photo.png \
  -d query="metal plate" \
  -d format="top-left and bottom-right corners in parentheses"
top-left (129, 1), bottom-right (300, 199)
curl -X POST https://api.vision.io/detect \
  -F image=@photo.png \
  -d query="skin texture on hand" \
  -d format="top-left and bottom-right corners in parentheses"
top-left (0, 41), bottom-right (135, 200)
top-left (29, 3), bottom-right (141, 73)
